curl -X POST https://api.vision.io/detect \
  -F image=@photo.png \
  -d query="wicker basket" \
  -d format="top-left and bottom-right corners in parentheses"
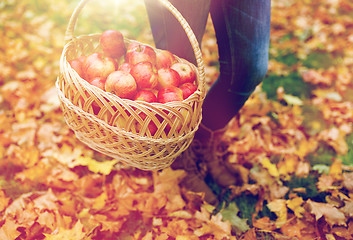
top-left (56, 0), bottom-right (206, 171)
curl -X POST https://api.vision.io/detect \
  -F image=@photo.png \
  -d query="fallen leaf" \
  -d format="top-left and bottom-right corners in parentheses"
top-left (306, 199), bottom-right (346, 227)
top-left (252, 217), bottom-right (276, 231)
top-left (280, 218), bottom-right (303, 238)
top-left (317, 174), bottom-right (335, 192)
top-left (0, 219), bottom-right (22, 240)
top-left (44, 220), bottom-right (88, 240)
top-left (342, 172), bottom-right (353, 192)
top-left (329, 159), bottom-right (343, 181)
top-left (287, 197), bottom-right (305, 218)
top-left (221, 202), bottom-right (250, 234)
top-left (75, 156), bottom-right (118, 175)
top-left (339, 199), bottom-right (353, 218)
top-left (0, 190), bottom-right (11, 212)
top-left (267, 199), bottom-right (288, 228)
top-left (261, 157), bottom-right (280, 178)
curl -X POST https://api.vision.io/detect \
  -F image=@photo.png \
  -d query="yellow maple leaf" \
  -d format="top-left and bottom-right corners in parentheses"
top-left (261, 157), bottom-right (279, 178)
top-left (329, 159), bottom-right (343, 181)
top-left (0, 190), bottom-right (10, 210)
top-left (92, 192), bottom-right (108, 210)
top-left (286, 197), bottom-right (305, 218)
top-left (44, 221), bottom-right (88, 240)
top-left (267, 199), bottom-right (287, 228)
top-left (75, 156), bottom-right (118, 175)
top-left (278, 155), bottom-right (298, 178)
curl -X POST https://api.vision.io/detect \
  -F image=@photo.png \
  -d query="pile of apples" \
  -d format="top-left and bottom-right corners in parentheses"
top-left (69, 29), bottom-right (198, 106)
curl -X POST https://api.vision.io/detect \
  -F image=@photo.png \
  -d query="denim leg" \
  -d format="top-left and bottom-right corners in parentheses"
top-left (144, 0), bottom-right (211, 65)
top-left (201, 0), bottom-right (271, 130)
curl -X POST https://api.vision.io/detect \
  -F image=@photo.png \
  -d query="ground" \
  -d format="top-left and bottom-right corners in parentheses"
top-left (0, 0), bottom-right (353, 239)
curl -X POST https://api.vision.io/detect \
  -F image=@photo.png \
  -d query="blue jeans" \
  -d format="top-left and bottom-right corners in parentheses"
top-left (144, 0), bottom-right (271, 130)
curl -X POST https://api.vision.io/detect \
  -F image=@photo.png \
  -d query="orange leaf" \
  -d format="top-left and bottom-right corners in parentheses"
top-left (0, 190), bottom-right (11, 212)
top-left (43, 221), bottom-right (87, 240)
top-left (0, 219), bottom-right (22, 240)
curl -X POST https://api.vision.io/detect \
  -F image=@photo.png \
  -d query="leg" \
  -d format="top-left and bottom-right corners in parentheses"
top-left (201, 0), bottom-right (271, 131)
top-left (144, 0), bottom-right (210, 65)
top-left (144, 0), bottom-right (220, 204)
top-left (195, 0), bottom-right (271, 187)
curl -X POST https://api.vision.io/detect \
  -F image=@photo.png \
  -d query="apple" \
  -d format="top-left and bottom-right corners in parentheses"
top-left (69, 56), bottom-right (85, 79)
top-left (157, 68), bottom-right (181, 89)
top-left (118, 62), bottom-right (133, 73)
top-left (83, 52), bottom-right (118, 81)
top-left (171, 62), bottom-right (196, 85)
top-left (130, 61), bottom-right (159, 89)
top-left (156, 50), bottom-right (176, 69)
top-left (179, 82), bottom-right (197, 99)
top-left (90, 77), bottom-right (106, 90)
top-left (87, 77), bottom-right (106, 114)
top-left (157, 86), bottom-right (183, 103)
top-left (77, 55), bottom-right (86, 62)
top-left (134, 90), bottom-right (157, 103)
top-left (105, 70), bottom-right (137, 99)
top-left (99, 29), bottom-right (126, 60)
top-left (125, 42), bottom-right (157, 66)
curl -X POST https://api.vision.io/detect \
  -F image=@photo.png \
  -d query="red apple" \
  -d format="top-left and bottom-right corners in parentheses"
top-left (157, 68), bottom-right (181, 89)
top-left (90, 77), bottom-right (106, 90)
top-left (100, 29), bottom-right (126, 60)
top-left (130, 61), bottom-right (159, 89)
top-left (69, 56), bottom-right (85, 79)
top-left (134, 90), bottom-right (157, 103)
top-left (157, 86), bottom-right (183, 103)
top-left (125, 43), bottom-right (157, 66)
top-left (77, 55), bottom-right (86, 62)
top-left (83, 52), bottom-right (118, 81)
top-left (105, 71), bottom-right (137, 99)
top-left (156, 50), bottom-right (176, 69)
top-left (88, 77), bottom-right (106, 114)
top-left (171, 62), bottom-right (196, 85)
top-left (179, 82), bottom-right (197, 99)
top-left (118, 62), bottom-right (133, 73)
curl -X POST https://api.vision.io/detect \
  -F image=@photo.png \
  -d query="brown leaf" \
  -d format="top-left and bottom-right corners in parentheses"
top-left (317, 174), bottom-right (335, 192)
top-left (252, 217), bottom-right (277, 231)
top-left (342, 172), bottom-right (353, 192)
top-left (318, 128), bottom-right (348, 155)
top-left (280, 218), bottom-right (303, 238)
top-left (306, 199), bottom-right (347, 227)
top-left (339, 199), bottom-right (353, 218)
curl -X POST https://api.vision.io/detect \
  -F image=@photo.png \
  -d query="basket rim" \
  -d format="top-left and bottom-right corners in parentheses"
top-left (64, 0), bottom-right (205, 97)
top-left (60, 33), bottom-right (205, 106)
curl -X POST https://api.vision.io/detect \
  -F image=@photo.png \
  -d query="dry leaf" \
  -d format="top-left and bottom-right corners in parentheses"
top-left (343, 172), bottom-right (353, 192)
top-left (306, 199), bottom-right (346, 227)
top-left (0, 190), bottom-right (11, 212)
top-left (44, 221), bottom-right (87, 240)
top-left (267, 199), bottom-right (288, 228)
top-left (0, 220), bottom-right (22, 240)
top-left (287, 197), bottom-right (305, 218)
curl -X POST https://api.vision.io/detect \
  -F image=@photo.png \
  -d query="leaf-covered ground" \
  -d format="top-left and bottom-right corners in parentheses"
top-left (1, 0), bottom-right (353, 239)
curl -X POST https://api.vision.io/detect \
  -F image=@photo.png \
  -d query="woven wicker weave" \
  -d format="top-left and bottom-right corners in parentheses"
top-left (56, 0), bottom-right (206, 170)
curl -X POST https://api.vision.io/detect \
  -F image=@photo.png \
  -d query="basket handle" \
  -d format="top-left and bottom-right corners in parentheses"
top-left (64, 0), bottom-right (205, 96)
